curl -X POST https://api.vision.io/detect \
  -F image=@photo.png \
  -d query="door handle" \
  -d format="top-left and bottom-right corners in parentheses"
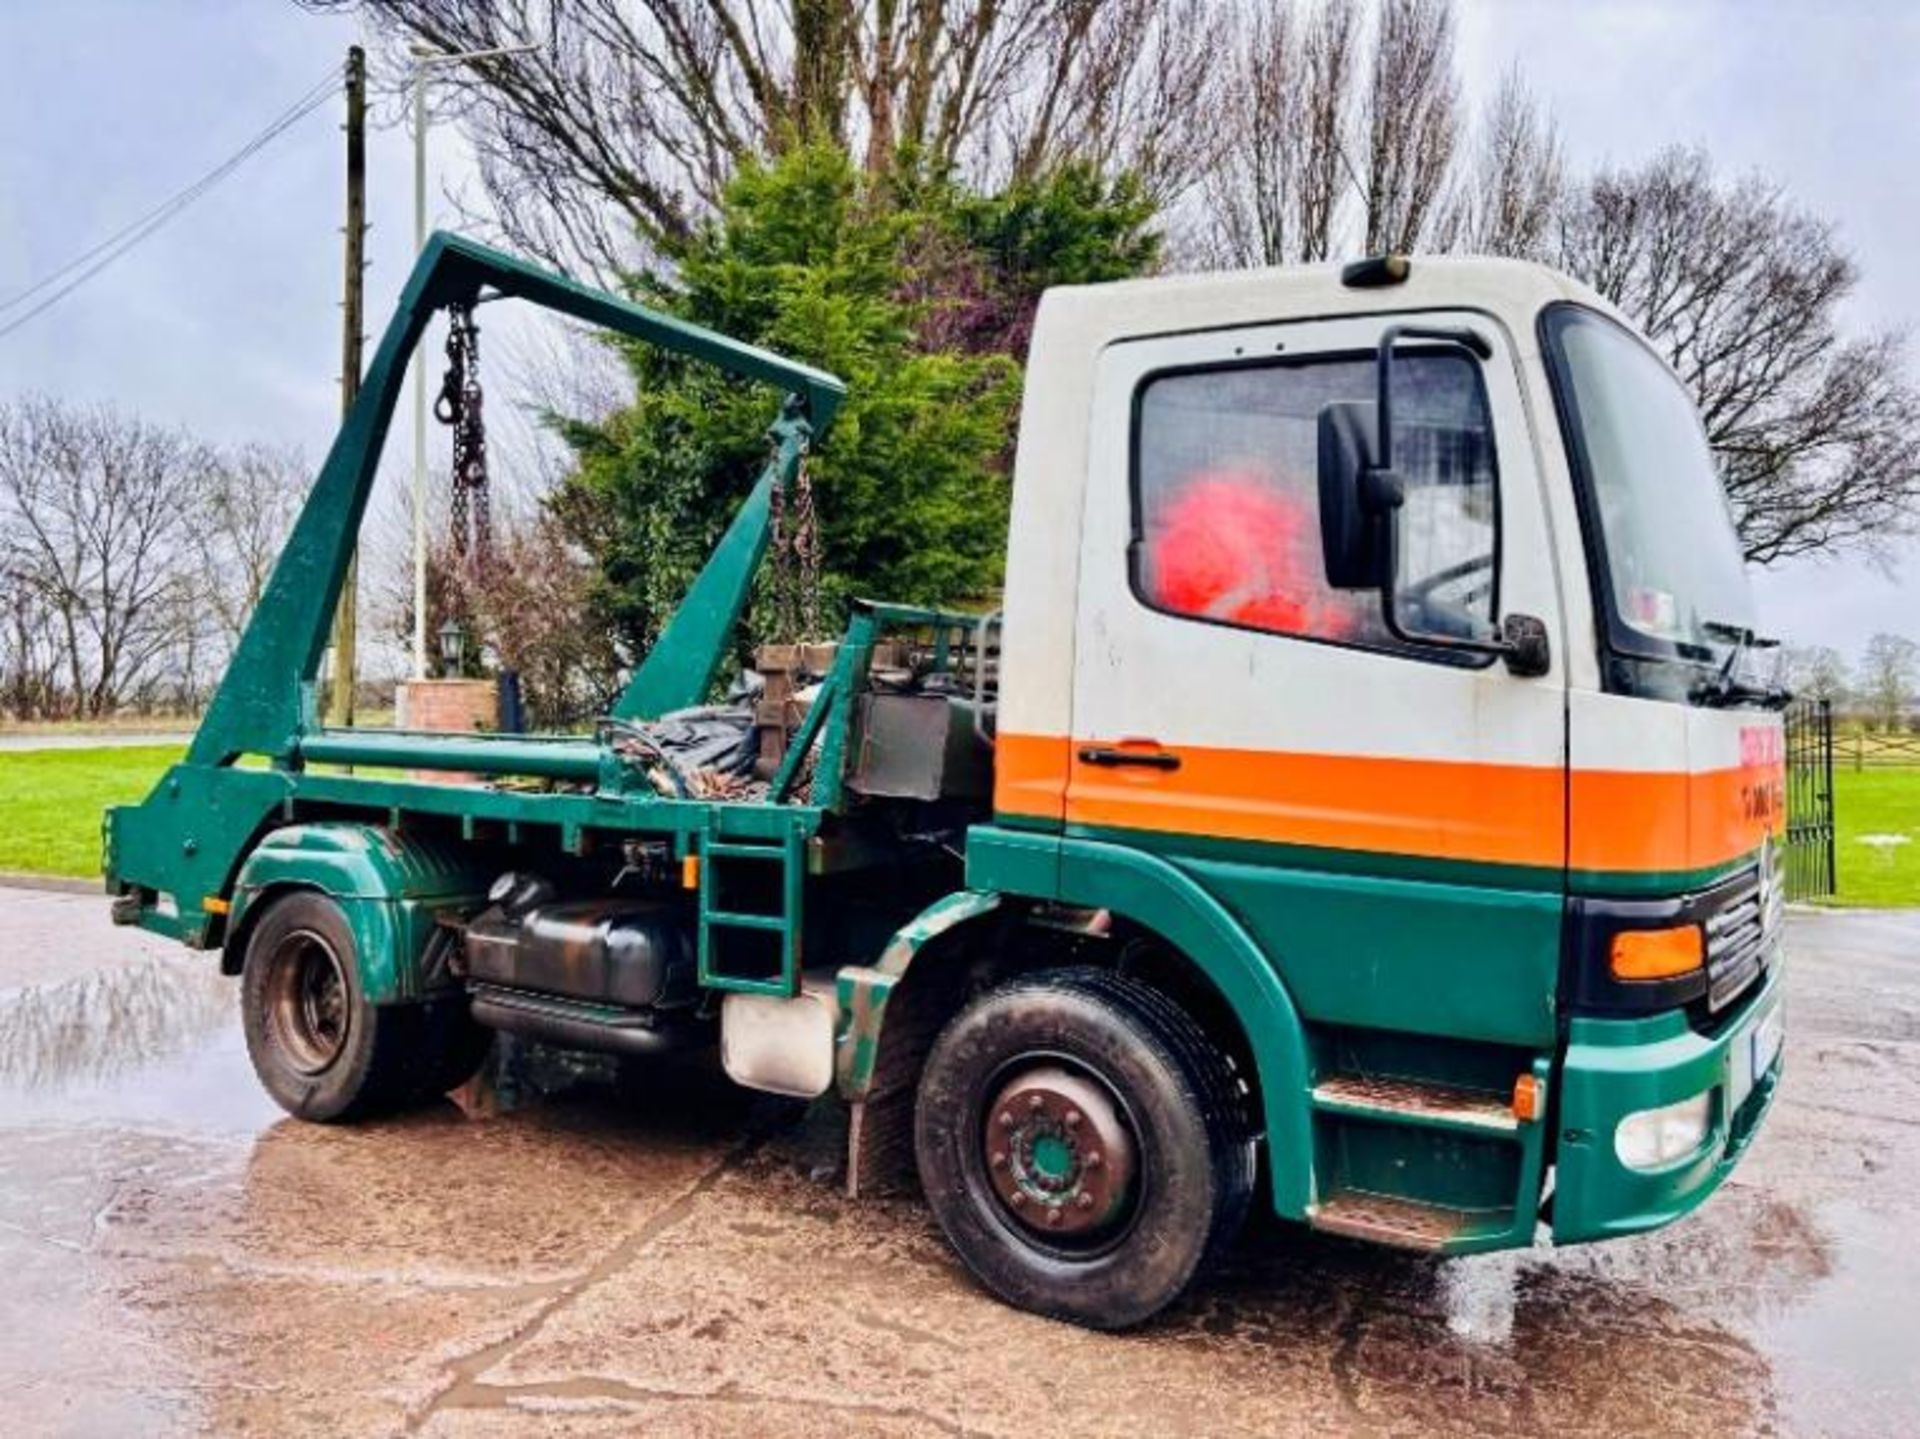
top-left (1077, 744), bottom-right (1181, 771)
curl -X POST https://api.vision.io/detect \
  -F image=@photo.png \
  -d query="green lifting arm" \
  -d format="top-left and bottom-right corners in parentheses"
top-left (187, 231), bottom-right (846, 767)
top-left (611, 400), bottom-right (811, 720)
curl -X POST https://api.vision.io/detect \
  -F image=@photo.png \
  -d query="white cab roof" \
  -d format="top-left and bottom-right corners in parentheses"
top-left (1030, 255), bottom-right (1625, 363)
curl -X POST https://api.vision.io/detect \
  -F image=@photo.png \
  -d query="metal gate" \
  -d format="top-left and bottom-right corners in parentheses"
top-left (1783, 697), bottom-right (1836, 901)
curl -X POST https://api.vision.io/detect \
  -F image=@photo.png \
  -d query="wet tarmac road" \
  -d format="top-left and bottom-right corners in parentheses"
top-left (2, 889), bottom-right (1915, 1437)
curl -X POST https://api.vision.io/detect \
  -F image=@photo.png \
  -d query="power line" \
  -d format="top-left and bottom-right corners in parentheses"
top-left (0, 65), bottom-right (343, 342)
top-left (0, 66), bottom-right (340, 320)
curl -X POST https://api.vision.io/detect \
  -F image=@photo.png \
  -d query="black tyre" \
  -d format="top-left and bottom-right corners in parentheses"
top-left (241, 891), bottom-right (426, 1122)
top-left (914, 967), bottom-right (1255, 1329)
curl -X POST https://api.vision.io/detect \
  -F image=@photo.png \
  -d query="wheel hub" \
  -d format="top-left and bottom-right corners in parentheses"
top-left (268, 930), bottom-right (350, 1076)
top-left (984, 1064), bottom-right (1136, 1239)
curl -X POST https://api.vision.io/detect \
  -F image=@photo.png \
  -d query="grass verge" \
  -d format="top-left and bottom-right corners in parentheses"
top-left (1829, 767), bottom-right (1920, 908)
top-left (0, 745), bottom-right (182, 878)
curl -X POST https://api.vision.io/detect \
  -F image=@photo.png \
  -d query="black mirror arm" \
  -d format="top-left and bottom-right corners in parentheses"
top-left (1369, 323), bottom-right (1546, 677)
top-left (1374, 578), bottom-right (1551, 677)
top-left (1374, 324), bottom-right (1494, 473)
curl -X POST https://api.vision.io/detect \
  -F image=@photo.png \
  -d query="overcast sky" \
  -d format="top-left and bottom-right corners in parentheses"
top-left (0, 0), bottom-right (1914, 659)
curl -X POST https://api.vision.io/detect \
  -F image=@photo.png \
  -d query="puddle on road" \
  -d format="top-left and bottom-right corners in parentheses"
top-left (0, 955), bottom-right (278, 1133)
top-left (0, 956), bottom-right (231, 1088)
top-left (1185, 1221), bottom-right (1779, 1433)
top-left (1236, 1178), bottom-right (1912, 1436)
top-left (1760, 1198), bottom-right (1920, 1434)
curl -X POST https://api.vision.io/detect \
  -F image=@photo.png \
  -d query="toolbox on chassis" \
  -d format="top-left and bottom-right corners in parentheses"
top-left (107, 235), bottom-right (1789, 1328)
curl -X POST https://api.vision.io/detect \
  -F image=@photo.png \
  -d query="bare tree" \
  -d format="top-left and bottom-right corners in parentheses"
top-left (303, 0), bottom-right (1223, 276)
top-left (191, 443), bottom-right (309, 649)
top-left (1197, 8), bottom-right (1918, 569)
top-left (1858, 632), bottom-right (1919, 732)
top-left (1202, 0), bottom-right (1463, 269)
top-left (1360, 0), bottom-right (1458, 255)
top-left (0, 416), bottom-right (312, 720)
top-left (1440, 66), bottom-right (1562, 258)
top-left (451, 513), bottom-right (624, 728)
top-left (1198, 5), bottom-right (1296, 268)
top-left (1297, 0), bottom-right (1362, 262)
top-left (1200, 0), bottom-right (1362, 269)
top-left (1781, 643), bottom-right (1850, 708)
top-left (1552, 148), bottom-right (1920, 564)
top-left (0, 569), bottom-right (65, 720)
top-left (0, 398), bottom-right (215, 718)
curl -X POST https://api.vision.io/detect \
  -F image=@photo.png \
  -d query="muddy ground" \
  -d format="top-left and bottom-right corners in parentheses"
top-left (1, 890), bottom-right (1914, 1437)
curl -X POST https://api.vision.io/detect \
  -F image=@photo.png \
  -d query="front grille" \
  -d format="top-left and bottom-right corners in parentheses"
top-left (1702, 864), bottom-right (1778, 1012)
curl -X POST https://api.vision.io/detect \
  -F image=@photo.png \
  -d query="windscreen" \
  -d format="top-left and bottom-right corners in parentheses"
top-left (1544, 306), bottom-right (1756, 658)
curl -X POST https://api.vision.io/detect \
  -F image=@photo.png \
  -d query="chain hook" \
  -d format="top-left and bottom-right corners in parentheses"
top-left (436, 302), bottom-right (491, 566)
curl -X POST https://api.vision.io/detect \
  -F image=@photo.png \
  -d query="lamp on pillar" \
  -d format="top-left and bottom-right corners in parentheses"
top-left (400, 618), bottom-right (496, 766)
top-left (438, 617), bottom-right (467, 678)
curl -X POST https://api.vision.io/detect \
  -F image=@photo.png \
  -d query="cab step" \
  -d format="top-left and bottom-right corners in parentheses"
top-left (1308, 1190), bottom-right (1512, 1252)
top-left (1311, 1073), bottom-right (1518, 1135)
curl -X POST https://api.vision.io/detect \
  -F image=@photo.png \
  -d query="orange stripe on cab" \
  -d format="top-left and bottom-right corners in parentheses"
top-left (1569, 765), bottom-right (1783, 877)
top-left (992, 731), bottom-right (1071, 824)
top-left (992, 732), bottom-right (1782, 877)
top-left (1065, 742), bottom-right (1565, 868)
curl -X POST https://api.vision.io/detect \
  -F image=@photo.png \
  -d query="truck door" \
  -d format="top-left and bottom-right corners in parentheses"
top-left (1065, 312), bottom-right (1567, 1048)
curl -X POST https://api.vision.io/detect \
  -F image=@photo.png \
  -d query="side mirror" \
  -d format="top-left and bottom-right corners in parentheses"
top-left (1315, 323), bottom-right (1551, 678)
top-left (1317, 400), bottom-right (1401, 591)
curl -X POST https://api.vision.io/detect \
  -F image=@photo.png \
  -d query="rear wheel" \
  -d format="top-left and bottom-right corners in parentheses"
top-left (914, 967), bottom-right (1255, 1329)
top-left (242, 891), bottom-right (429, 1122)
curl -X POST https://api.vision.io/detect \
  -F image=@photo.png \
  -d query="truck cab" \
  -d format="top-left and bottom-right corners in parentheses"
top-left (978, 255), bottom-right (1786, 1256)
top-left (105, 238), bottom-right (1785, 1330)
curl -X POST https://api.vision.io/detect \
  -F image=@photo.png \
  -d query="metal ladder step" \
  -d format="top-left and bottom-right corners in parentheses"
top-left (1311, 1073), bottom-right (1519, 1135)
top-left (1308, 1191), bottom-right (1513, 1252)
top-left (696, 826), bottom-right (805, 996)
top-left (703, 911), bottom-right (787, 932)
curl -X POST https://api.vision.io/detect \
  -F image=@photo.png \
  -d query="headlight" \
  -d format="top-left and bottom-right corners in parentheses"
top-left (1614, 1092), bottom-right (1712, 1169)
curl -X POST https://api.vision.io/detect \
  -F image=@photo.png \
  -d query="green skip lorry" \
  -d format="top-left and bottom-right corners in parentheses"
top-left (107, 235), bottom-right (1787, 1327)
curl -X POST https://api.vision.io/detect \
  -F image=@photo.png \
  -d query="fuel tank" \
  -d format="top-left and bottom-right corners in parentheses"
top-left (462, 876), bottom-right (697, 1011)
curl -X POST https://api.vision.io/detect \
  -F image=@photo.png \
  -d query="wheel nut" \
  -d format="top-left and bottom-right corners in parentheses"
top-left (1065, 1109), bottom-right (1083, 1128)
top-left (997, 1110), bottom-right (1014, 1128)
top-left (1085, 1151), bottom-right (1103, 1169)
top-left (990, 1151), bottom-right (1007, 1169)
top-left (1028, 1094), bottom-right (1044, 1112)
top-left (1076, 1193), bottom-right (1094, 1210)
top-left (1009, 1191), bottom-right (1026, 1207)
top-left (1046, 1207), bottom-right (1062, 1226)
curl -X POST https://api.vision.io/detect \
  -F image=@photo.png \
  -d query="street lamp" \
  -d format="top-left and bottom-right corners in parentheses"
top-left (438, 616), bottom-right (467, 678)
top-left (409, 39), bottom-right (540, 680)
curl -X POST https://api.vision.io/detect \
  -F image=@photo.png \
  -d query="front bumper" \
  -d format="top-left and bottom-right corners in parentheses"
top-left (1551, 959), bottom-right (1783, 1243)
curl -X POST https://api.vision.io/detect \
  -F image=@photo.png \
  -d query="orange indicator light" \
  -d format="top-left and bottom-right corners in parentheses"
top-left (1609, 925), bottom-right (1704, 981)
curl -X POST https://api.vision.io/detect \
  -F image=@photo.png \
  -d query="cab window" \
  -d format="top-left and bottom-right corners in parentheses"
top-left (1132, 352), bottom-right (1499, 658)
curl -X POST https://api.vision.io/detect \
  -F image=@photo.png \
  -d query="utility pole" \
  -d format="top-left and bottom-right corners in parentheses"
top-left (411, 55), bottom-right (428, 680)
top-left (326, 44), bottom-right (367, 727)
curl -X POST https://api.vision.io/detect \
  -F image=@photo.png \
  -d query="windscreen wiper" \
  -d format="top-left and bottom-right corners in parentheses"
top-left (1694, 620), bottom-right (1791, 709)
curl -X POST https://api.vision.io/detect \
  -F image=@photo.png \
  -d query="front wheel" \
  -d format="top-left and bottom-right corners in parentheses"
top-left (914, 967), bottom-right (1255, 1329)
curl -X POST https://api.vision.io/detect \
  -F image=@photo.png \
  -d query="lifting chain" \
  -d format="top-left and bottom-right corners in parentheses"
top-left (434, 302), bottom-right (490, 565)
top-left (768, 441), bottom-right (821, 643)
